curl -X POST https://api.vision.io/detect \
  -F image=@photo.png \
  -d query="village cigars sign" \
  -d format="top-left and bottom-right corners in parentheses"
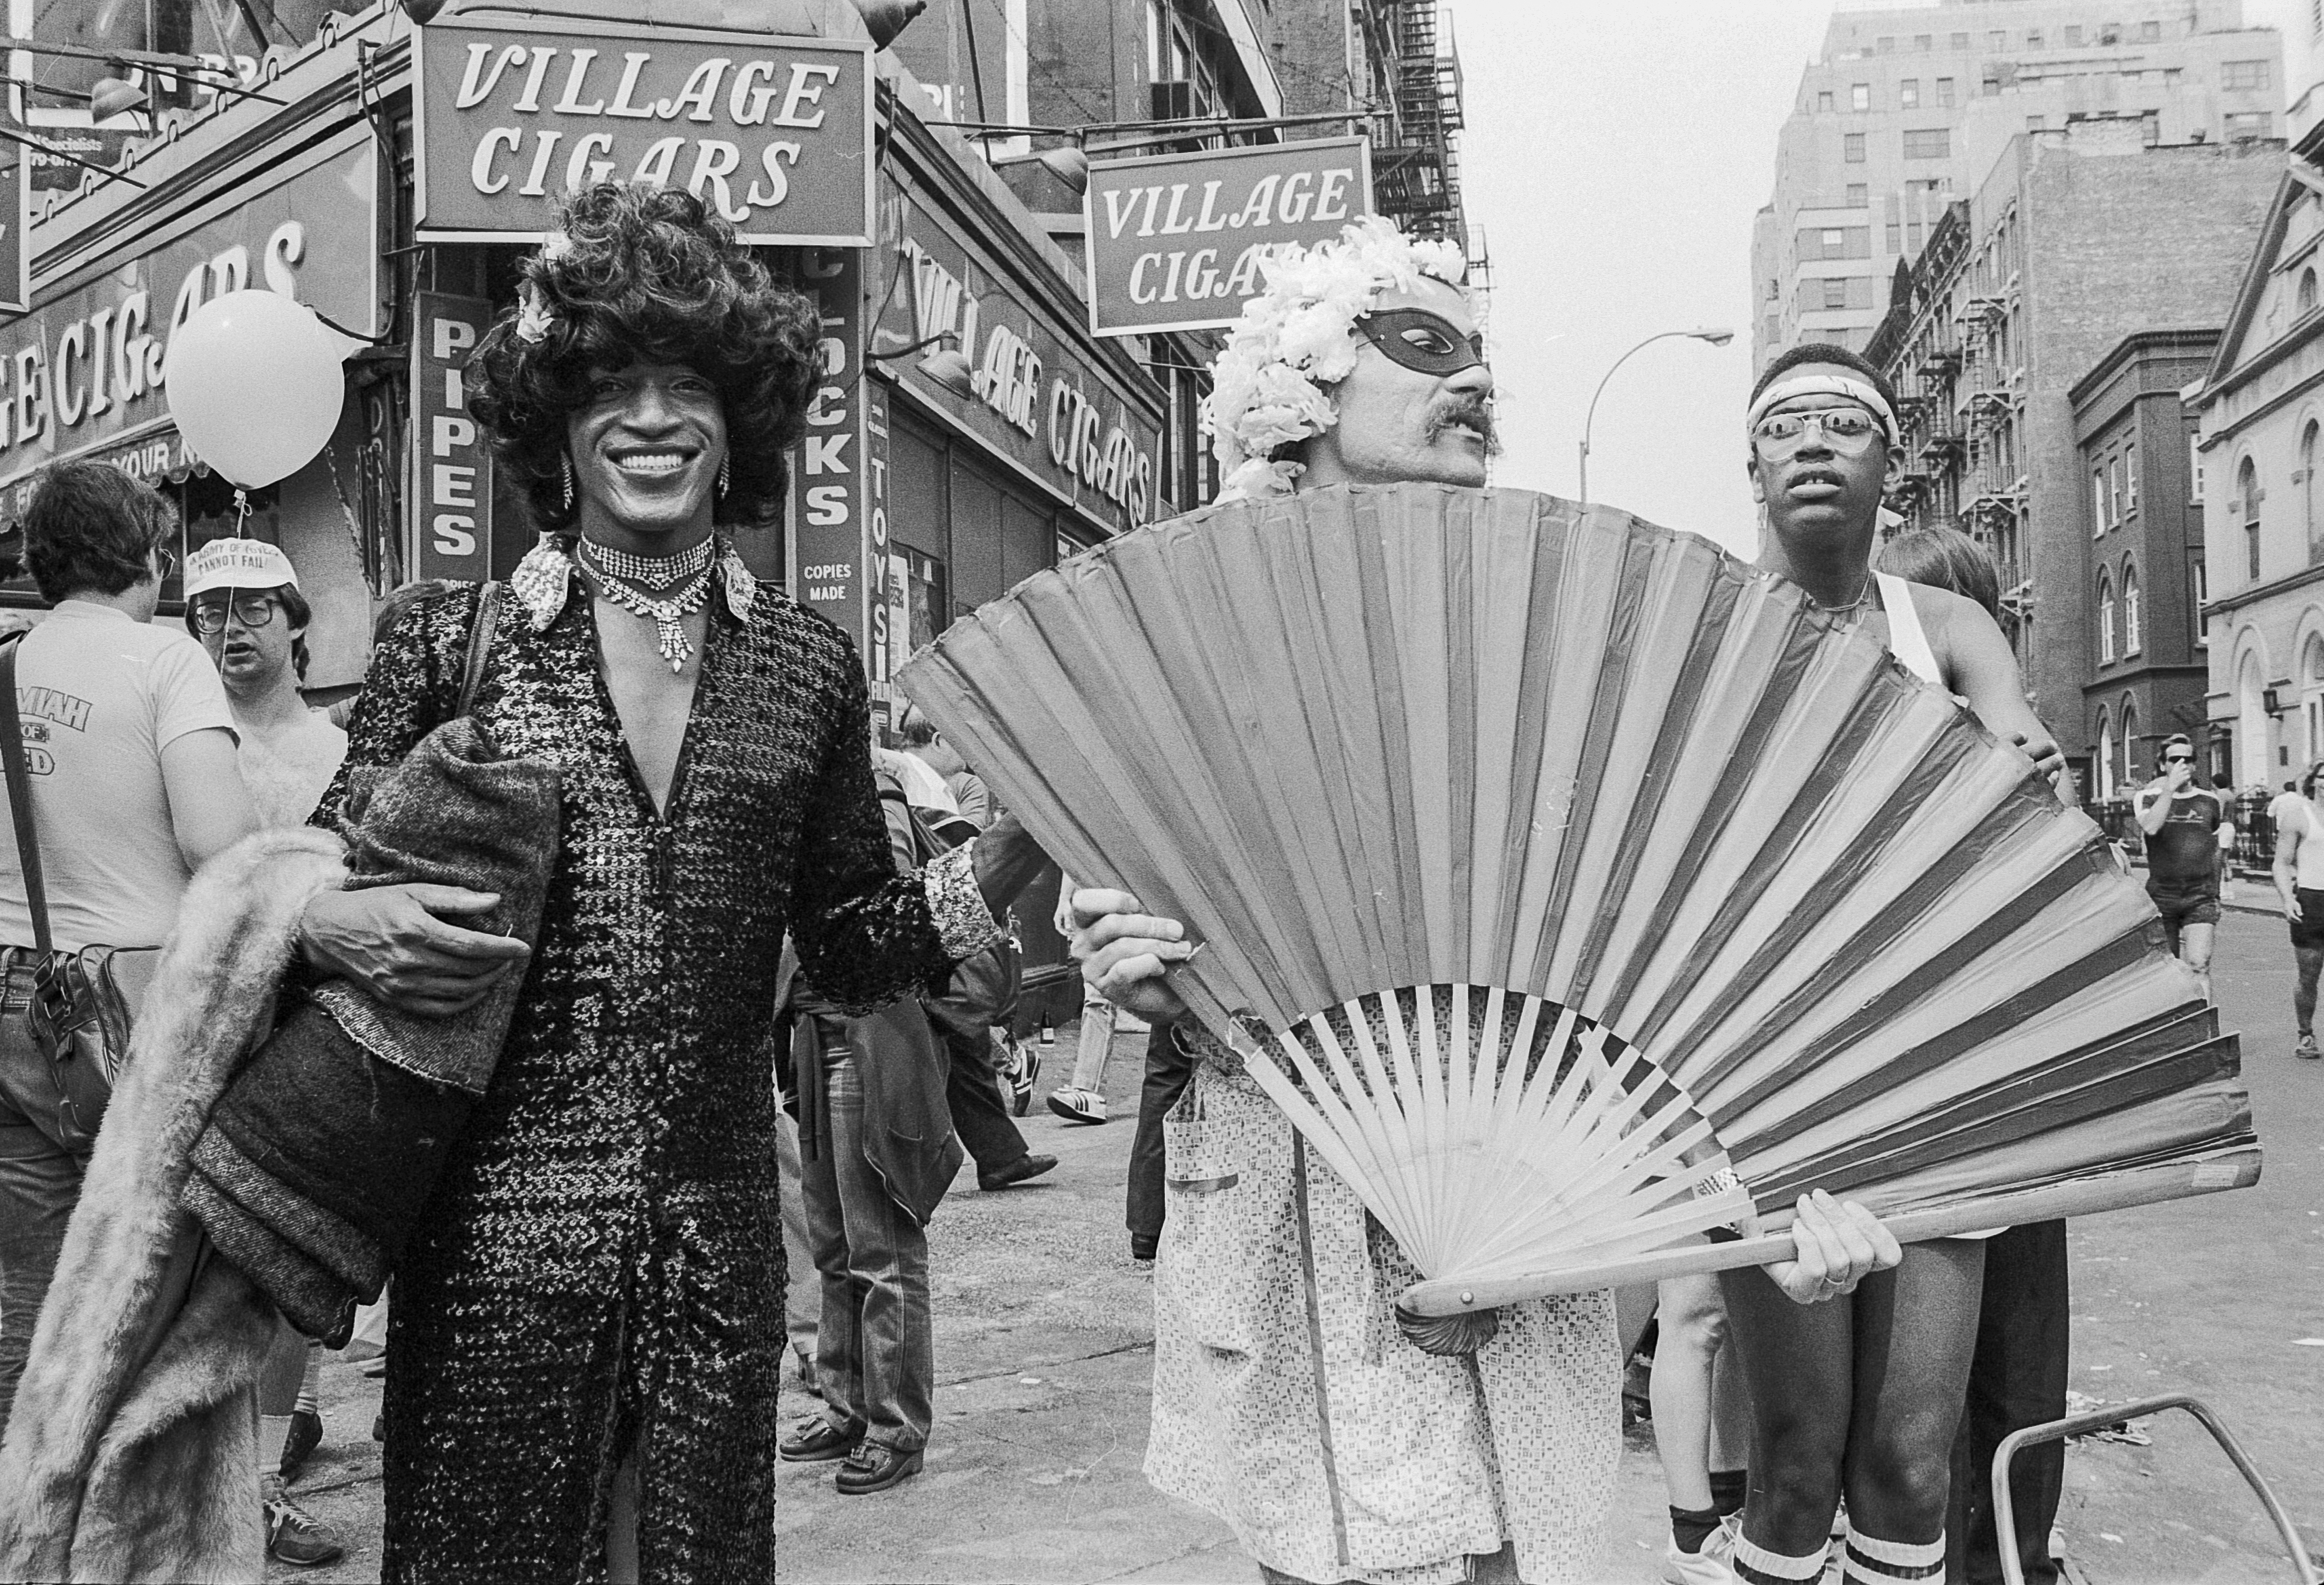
top-left (414, 18), bottom-right (873, 245)
top-left (1082, 137), bottom-right (1372, 338)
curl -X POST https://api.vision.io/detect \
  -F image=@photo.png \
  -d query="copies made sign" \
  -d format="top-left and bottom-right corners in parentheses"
top-left (415, 20), bottom-right (873, 245)
top-left (1083, 137), bottom-right (1372, 338)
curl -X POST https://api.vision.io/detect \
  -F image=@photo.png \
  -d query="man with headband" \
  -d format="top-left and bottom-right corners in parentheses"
top-left (1719, 343), bottom-right (2066, 1585)
top-left (1066, 228), bottom-right (1900, 1585)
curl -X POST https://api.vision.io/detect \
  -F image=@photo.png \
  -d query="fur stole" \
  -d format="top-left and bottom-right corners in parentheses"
top-left (0, 827), bottom-right (349, 1584)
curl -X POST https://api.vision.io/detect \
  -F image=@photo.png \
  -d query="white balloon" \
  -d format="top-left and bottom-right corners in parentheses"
top-left (164, 291), bottom-right (347, 489)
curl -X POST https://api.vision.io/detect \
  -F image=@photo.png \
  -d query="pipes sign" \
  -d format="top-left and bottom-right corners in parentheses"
top-left (411, 293), bottom-right (495, 581)
top-left (1082, 137), bottom-right (1372, 337)
top-left (415, 18), bottom-right (873, 246)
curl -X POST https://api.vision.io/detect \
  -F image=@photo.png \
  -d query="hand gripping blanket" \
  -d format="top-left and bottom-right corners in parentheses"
top-left (182, 717), bottom-right (561, 1345)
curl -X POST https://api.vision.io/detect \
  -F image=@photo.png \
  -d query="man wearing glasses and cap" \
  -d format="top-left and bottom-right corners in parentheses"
top-left (181, 539), bottom-right (347, 834)
top-left (2133, 734), bottom-right (2231, 1000)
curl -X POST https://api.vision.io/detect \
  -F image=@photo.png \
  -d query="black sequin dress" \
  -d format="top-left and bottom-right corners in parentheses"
top-left (315, 569), bottom-right (977, 1583)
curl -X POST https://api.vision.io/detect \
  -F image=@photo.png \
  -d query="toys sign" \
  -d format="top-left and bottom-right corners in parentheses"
top-left (415, 18), bottom-right (873, 246)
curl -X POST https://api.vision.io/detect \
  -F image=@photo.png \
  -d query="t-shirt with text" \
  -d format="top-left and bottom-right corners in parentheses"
top-left (0, 601), bottom-right (236, 950)
top-left (2141, 785), bottom-right (2226, 896)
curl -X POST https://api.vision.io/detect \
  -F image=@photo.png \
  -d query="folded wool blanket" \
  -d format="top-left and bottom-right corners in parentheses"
top-left (183, 717), bottom-right (560, 1345)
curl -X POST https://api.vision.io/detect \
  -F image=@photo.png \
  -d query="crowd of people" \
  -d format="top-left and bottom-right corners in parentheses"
top-left (0, 182), bottom-right (2299, 1585)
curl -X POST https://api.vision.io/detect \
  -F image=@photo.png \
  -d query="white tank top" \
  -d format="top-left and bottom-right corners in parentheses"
top-left (1875, 573), bottom-right (1943, 686)
top-left (2286, 800), bottom-right (2324, 890)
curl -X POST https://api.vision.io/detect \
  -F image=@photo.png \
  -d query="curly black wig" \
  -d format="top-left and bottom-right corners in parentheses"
top-left (465, 183), bottom-right (824, 535)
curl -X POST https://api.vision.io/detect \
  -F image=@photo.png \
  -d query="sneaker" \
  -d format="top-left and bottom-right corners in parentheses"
top-left (998, 1035), bottom-right (1041, 1115)
top-left (1656, 1535), bottom-right (1737, 1585)
top-left (1046, 1086), bottom-right (1108, 1124)
top-left (2298, 1034), bottom-right (2321, 1061)
top-left (278, 1406), bottom-right (323, 1483)
top-left (263, 1483), bottom-right (346, 1567)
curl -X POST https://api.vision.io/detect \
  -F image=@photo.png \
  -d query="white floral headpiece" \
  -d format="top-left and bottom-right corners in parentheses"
top-left (513, 230), bottom-right (574, 344)
top-left (1202, 216), bottom-right (1469, 502)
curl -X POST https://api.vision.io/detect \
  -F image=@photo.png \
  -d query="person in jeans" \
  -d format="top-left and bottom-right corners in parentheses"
top-left (0, 462), bottom-right (252, 1439)
top-left (2272, 758), bottom-right (2324, 1062)
top-left (182, 536), bottom-right (350, 1567)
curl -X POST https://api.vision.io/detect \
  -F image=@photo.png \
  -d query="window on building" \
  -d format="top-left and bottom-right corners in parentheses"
top-left (1878, 35), bottom-right (1895, 52)
top-left (2225, 111), bottom-right (2275, 141)
top-left (2093, 472), bottom-right (2109, 536)
top-left (2192, 557), bottom-right (2208, 647)
top-left (1824, 278), bottom-right (1851, 310)
top-left (2123, 563), bottom-right (2142, 654)
top-left (1846, 183), bottom-right (1868, 208)
top-left (1951, 31), bottom-right (1969, 49)
top-left (2126, 442), bottom-right (2138, 513)
top-left (1936, 77), bottom-right (1956, 107)
top-left (2027, 29), bottom-right (2045, 47)
top-left (2028, 115), bottom-right (2047, 132)
top-left (2064, 24), bottom-right (2084, 44)
top-left (2098, 572), bottom-right (2116, 662)
top-left (2142, 19), bottom-right (2161, 41)
top-left (1903, 128), bottom-right (1951, 159)
top-left (1852, 82), bottom-right (1871, 110)
top-left (1990, 30), bottom-right (2007, 49)
top-left (1819, 89), bottom-right (1835, 112)
top-left (2100, 22), bottom-right (2122, 45)
top-left (1983, 73), bottom-right (2002, 96)
top-left (1844, 133), bottom-right (1868, 162)
top-left (2302, 269), bottom-right (2319, 316)
top-left (2223, 60), bottom-right (2272, 90)
top-left (2306, 420), bottom-right (2321, 554)
top-left (2110, 456), bottom-right (2124, 525)
top-left (2241, 456), bottom-right (2262, 581)
top-left (1900, 79), bottom-right (1920, 108)
top-left (2191, 433), bottom-right (2205, 502)
top-left (2096, 711), bottom-right (2115, 796)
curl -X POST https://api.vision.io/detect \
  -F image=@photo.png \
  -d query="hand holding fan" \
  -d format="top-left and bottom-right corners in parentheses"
top-left (897, 483), bottom-right (2256, 1323)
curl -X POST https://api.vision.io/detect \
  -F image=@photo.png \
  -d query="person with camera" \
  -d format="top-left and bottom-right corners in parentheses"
top-left (0, 463), bottom-right (253, 1438)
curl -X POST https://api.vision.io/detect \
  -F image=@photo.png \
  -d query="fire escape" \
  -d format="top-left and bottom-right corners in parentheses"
top-left (1954, 284), bottom-right (2030, 626)
top-left (1356, 2), bottom-right (1469, 249)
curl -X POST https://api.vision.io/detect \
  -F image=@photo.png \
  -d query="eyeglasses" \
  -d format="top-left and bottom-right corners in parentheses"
top-left (190, 594), bottom-right (282, 633)
top-left (1353, 309), bottom-right (1487, 377)
top-left (2163, 754), bottom-right (2194, 764)
top-left (1750, 406), bottom-right (1886, 459)
top-left (151, 545), bottom-right (177, 580)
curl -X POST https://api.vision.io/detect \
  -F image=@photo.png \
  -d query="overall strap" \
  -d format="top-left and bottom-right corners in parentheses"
top-left (1873, 573), bottom-right (1943, 687)
top-left (0, 633), bottom-right (53, 954)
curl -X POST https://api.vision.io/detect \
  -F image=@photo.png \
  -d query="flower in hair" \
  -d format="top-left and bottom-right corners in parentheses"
top-left (538, 229), bottom-right (573, 263)
top-left (514, 281), bottom-right (554, 344)
top-left (1203, 216), bottom-right (1469, 503)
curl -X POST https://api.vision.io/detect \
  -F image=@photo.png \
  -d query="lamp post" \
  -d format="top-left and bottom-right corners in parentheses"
top-left (1577, 328), bottom-right (1735, 506)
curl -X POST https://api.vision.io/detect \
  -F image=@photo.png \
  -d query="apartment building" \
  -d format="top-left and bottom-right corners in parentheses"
top-left (1754, 0), bottom-right (2281, 370)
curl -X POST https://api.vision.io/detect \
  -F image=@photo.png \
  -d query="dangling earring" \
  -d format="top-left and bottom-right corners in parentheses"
top-left (560, 453), bottom-right (575, 513)
top-left (717, 454), bottom-right (731, 500)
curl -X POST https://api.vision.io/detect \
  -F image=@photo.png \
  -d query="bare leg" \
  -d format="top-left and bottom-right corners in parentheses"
top-left (1709, 1323), bottom-right (1751, 1475)
top-left (1651, 1272), bottom-right (1728, 1512)
top-left (1841, 1238), bottom-right (1985, 1544)
top-left (2177, 921), bottom-right (2215, 1000)
top-left (607, 1454), bottom-right (640, 1584)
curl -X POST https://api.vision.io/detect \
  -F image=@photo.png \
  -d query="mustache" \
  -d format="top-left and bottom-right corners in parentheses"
top-left (1426, 395), bottom-right (1501, 454)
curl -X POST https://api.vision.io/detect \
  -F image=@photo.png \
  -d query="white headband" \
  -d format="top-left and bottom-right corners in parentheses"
top-left (1747, 373), bottom-right (1901, 450)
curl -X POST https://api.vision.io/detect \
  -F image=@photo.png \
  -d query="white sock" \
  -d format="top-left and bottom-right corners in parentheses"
top-left (1732, 1533), bottom-right (1829, 1584)
top-left (1841, 1525), bottom-right (1946, 1583)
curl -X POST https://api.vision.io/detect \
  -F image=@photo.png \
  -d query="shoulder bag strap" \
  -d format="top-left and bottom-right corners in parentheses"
top-left (455, 580), bottom-right (503, 721)
top-left (0, 633), bottom-right (53, 956)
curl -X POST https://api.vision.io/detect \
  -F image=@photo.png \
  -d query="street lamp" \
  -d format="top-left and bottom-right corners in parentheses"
top-left (1577, 327), bottom-right (1734, 507)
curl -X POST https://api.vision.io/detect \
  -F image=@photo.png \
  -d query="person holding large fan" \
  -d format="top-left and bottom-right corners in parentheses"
top-left (1069, 221), bottom-right (1903, 1585)
top-left (293, 184), bottom-right (1043, 1582)
top-left (1727, 345), bottom-right (2065, 1585)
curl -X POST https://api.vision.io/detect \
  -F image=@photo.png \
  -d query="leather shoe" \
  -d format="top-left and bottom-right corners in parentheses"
top-left (835, 1441), bottom-right (924, 1495)
top-left (779, 1418), bottom-right (858, 1463)
top-left (978, 1152), bottom-right (1057, 1191)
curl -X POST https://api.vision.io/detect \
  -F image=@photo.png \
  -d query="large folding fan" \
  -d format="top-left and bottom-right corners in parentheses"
top-left (897, 483), bottom-right (2259, 1324)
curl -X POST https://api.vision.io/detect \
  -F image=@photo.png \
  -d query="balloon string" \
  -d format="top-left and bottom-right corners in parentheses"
top-left (232, 488), bottom-right (249, 534)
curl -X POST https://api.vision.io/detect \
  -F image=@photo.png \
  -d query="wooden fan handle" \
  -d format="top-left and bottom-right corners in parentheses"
top-left (1398, 1151), bottom-right (2261, 1314)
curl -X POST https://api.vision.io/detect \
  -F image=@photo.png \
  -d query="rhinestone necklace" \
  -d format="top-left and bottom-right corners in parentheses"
top-left (579, 533), bottom-right (715, 591)
top-left (577, 537), bottom-right (714, 672)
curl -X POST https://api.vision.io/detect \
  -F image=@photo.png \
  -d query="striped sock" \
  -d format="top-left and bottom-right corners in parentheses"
top-left (1841, 1526), bottom-right (1945, 1583)
top-left (294, 1341), bottom-right (323, 1418)
top-left (1732, 1534), bottom-right (1829, 1584)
